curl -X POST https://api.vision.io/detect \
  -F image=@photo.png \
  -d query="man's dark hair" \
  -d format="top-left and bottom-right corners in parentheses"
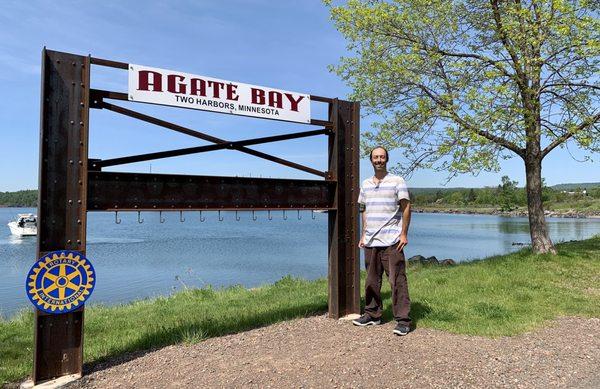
top-left (369, 146), bottom-right (389, 162)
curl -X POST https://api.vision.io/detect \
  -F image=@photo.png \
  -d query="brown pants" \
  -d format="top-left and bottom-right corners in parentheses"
top-left (364, 245), bottom-right (411, 326)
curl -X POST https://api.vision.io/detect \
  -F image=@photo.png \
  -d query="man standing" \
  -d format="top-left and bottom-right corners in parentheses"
top-left (352, 146), bottom-right (412, 336)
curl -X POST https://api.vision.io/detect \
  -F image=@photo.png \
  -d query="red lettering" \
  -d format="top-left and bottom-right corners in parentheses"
top-left (167, 74), bottom-right (186, 94)
top-left (251, 88), bottom-right (265, 105)
top-left (285, 93), bottom-right (305, 112)
top-left (138, 70), bottom-right (162, 92)
top-left (207, 81), bottom-right (225, 98)
top-left (226, 83), bottom-right (239, 101)
top-left (268, 91), bottom-right (283, 109)
top-left (190, 78), bottom-right (207, 97)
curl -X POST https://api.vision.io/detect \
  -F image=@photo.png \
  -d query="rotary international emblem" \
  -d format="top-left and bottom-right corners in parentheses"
top-left (26, 250), bottom-right (96, 314)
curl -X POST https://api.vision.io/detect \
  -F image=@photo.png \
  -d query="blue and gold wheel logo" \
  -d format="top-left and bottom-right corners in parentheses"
top-left (26, 250), bottom-right (96, 314)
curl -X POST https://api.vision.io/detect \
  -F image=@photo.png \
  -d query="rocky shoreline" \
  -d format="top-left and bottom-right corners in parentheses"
top-left (414, 207), bottom-right (600, 219)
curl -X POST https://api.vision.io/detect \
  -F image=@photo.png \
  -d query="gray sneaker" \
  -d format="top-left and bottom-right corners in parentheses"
top-left (352, 314), bottom-right (381, 326)
top-left (393, 322), bottom-right (410, 336)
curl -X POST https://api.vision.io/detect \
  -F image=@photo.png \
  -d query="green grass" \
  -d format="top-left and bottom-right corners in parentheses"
top-left (2, 237), bottom-right (599, 385)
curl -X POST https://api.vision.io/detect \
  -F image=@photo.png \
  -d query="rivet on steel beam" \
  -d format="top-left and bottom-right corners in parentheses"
top-left (78, 180), bottom-right (82, 185)
top-left (67, 240), bottom-right (71, 244)
top-left (78, 161), bottom-right (83, 165)
top-left (77, 240), bottom-right (81, 244)
top-left (72, 62), bottom-right (76, 66)
top-left (69, 160), bottom-right (74, 164)
top-left (56, 60), bottom-right (60, 63)
top-left (77, 219), bottom-right (81, 224)
top-left (68, 200), bottom-right (73, 204)
top-left (80, 121), bottom-right (84, 126)
top-left (77, 200), bottom-right (82, 204)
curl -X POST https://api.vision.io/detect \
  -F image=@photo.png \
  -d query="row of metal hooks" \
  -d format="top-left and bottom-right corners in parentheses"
top-left (114, 209), bottom-right (319, 224)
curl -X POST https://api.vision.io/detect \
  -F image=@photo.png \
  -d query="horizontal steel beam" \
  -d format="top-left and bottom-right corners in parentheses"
top-left (94, 97), bottom-right (327, 178)
top-left (87, 172), bottom-right (336, 211)
top-left (93, 128), bottom-right (329, 169)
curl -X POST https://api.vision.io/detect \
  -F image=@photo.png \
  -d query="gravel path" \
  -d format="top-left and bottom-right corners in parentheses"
top-left (69, 316), bottom-right (599, 388)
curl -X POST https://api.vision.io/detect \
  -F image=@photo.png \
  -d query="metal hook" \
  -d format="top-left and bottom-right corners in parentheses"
top-left (268, 210), bottom-right (272, 221)
top-left (199, 210), bottom-right (205, 222)
top-left (159, 211), bottom-right (165, 223)
top-left (179, 211), bottom-right (185, 222)
top-left (218, 210), bottom-right (224, 221)
top-left (252, 210), bottom-right (257, 221)
top-left (137, 211), bottom-right (144, 224)
top-left (115, 211), bottom-right (121, 224)
top-left (297, 210), bottom-right (302, 220)
top-left (283, 210), bottom-right (287, 220)
top-left (235, 210), bottom-right (240, 221)
top-left (312, 210), bottom-right (316, 220)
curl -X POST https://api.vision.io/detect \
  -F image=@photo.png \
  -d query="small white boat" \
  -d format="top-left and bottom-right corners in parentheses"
top-left (7, 213), bottom-right (37, 237)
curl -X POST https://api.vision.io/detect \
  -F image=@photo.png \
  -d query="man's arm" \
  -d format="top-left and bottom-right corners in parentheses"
top-left (397, 199), bottom-right (411, 251)
top-left (359, 203), bottom-right (366, 248)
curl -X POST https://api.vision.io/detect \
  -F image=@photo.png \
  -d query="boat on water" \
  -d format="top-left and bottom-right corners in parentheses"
top-left (7, 213), bottom-right (37, 237)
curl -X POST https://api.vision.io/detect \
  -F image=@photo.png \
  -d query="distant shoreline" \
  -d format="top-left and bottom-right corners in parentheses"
top-left (414, 207), bottom-right (600, 219)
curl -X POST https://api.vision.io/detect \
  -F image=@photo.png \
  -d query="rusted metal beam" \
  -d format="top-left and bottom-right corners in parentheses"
top-left (327, 99), bottom-right (360, 319)
top-left (34, 49), bottom-right (89, 383)
top-left (90, 56), bottom-right (128, 69)
top-left (93, 128), bottom-right (329, 169)
top-left (95, 98), bottom-right (327, 177)
top-left (87, 172), bottom-right (335, 211)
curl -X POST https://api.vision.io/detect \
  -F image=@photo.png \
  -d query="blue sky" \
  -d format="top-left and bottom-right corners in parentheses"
top-left (0, 0), bottom-right (597, 192)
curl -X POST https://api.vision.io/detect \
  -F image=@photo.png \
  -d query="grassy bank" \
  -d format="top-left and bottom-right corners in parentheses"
top-left (2, 237), bottom-right (599, 385)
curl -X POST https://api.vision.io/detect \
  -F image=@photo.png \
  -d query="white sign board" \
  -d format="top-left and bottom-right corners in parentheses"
top-left (128, 64), bottom-right (311, 124)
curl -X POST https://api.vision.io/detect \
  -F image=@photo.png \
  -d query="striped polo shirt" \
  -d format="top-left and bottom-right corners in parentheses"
top-left (357, 173), bottom-right (410, 247)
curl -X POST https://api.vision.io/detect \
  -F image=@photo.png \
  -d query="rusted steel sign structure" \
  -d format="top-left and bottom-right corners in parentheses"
top-left (34, 48), bottom-right (359, 383)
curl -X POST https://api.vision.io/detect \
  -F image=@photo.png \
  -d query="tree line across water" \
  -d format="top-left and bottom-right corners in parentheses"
top-left (0, 190), bottom-right (37, 208)
top-left (2, 180), bottom-right (599, 211)
top-left (411, 178), bottom-right (600, 212)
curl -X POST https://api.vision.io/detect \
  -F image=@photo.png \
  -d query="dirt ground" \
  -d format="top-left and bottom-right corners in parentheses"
top-left (67, 316), bottom-right (599, 388)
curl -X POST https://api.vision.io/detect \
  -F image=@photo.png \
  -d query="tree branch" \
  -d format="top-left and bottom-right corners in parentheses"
top-left (541, 112), bottom-right (600, 158)
top-left (416, 84), bottom-right (525, 158)
top-left (490, 0), bottom-right (527, 90)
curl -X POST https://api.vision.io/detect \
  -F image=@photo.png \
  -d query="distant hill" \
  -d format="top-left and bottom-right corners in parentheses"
top-left (550, 183), bottom-right (600, 191)
top-left (410, 182), bottom-right (600, 195)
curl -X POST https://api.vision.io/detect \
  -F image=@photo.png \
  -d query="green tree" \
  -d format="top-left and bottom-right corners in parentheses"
top-left (467, 188), bottom-right (477, 203)
top-left (327, 0), bottom-right (600, 253)
top-left (499, 175), bottom-right (519, 211)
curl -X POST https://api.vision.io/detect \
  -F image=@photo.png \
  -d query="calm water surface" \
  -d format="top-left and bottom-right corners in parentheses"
top-left (1, 207), bottom-right (599, 318)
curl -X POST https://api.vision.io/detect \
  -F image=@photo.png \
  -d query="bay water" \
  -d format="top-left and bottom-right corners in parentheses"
top-left (2, 207), bottom-right (600, 319)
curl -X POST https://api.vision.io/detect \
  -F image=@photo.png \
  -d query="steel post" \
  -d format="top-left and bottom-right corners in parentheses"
top-left (327, 99), bottom-right (360, 318)
top-left (33, 49), bottom-right (89, 383)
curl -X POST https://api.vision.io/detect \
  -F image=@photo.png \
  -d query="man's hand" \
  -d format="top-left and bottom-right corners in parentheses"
top-left (397, 233), bottom-right (408, 251)
top-left (358, 234), bottom-right (366, 248)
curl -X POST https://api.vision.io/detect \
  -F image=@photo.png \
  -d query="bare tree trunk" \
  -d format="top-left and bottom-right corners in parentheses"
top-left (525, 158), bottom-right (557, 254)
